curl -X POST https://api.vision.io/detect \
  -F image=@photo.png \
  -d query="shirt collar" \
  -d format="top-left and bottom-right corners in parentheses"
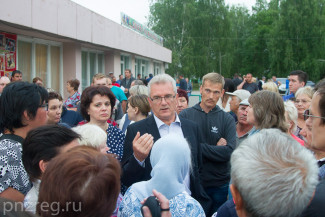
top-left (153, 113), bottom-right (181, 128)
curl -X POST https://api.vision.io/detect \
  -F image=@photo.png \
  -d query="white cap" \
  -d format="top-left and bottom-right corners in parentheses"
top-left (226, 89), bottom-right (251, 101)
top-left (239, 98), bottom-right (250, 106)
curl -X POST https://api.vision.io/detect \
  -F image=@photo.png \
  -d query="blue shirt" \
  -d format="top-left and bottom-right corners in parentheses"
top-left (282, 93), bottom-right (295, 101)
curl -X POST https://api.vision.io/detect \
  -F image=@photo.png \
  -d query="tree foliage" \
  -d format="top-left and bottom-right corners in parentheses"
top-left (148, 0), bottom-right (325, 81)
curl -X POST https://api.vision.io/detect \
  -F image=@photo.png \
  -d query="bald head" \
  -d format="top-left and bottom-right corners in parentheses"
top-left (0, 76), bottom-right (10, 94)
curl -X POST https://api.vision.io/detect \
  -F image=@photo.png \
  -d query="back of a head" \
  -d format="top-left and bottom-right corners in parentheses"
top-left (73, 124), bottom-right (107, 149)
top-left (248, 90), bottom-right (288, 132)
top-left (37, 146), bottom-right (120, 217)
top-left (22, 125), bottom-right (80, 182)
top-left (262, 81), bottom-right (279, 93)
top-left (128, 94), bottom-right (151, 116)
top-left (224, 78), bottom-right (235, 93)
top-left (231, 129), bottom-right (319, 217)
top-left (0, 82), bottom-right (48, 133)
top-left (129, 85), bottom-right (149, 96)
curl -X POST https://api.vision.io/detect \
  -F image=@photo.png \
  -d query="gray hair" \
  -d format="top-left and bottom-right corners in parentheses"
top-left (73, 124), bottom-right (107, 150)
top-left (284, 100), bottom-right (298, 133)
top-left (129, 85), bottom-right (149, 96)
top-left (295, 86), bottom-right (314, 99)
top-left (148, 74), bottom-right (177, 96)
top-left (231, 129), bottom-right (318, 217)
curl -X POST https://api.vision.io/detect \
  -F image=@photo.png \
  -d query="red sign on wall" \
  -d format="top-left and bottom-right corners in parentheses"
top-left (0, 32), bottom-right (17, 77)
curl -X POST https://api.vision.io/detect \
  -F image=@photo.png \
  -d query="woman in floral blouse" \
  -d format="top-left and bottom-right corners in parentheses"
top-left (64, 78), bottom-right (81, 110)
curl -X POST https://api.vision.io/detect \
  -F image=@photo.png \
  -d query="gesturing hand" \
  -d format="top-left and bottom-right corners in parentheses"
top-left (133, 132), bottom-right (154, 162)
top-left (141, 189), bottom-right (171, 217)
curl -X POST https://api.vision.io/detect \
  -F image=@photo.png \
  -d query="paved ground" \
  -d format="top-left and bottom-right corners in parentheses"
top-left (188, 90), bottom-right (201, 107)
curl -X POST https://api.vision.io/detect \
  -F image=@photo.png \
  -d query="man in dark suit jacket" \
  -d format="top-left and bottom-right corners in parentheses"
top-left (121, 74), bottom-right (212, 215)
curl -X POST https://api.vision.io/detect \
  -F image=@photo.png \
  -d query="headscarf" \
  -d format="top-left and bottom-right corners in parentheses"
top-left (131, 134), bottom-right (191, 200)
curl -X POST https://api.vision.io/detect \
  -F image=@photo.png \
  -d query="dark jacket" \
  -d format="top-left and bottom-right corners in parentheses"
top-left (121, 115), bottom-right (212, 215)
top-left (120, 77), bottom-right (135, 98)
top-left (179, 78), bottom-right (187, 91)
top-left (61, 106), bottom-right (84, 127)
top-left (179, 103), bottom-right (237, 188)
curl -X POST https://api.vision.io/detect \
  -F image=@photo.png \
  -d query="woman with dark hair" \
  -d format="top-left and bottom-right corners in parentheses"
top-left (80, 86), bottom-right (125, 160)
top-left (217, 78), bottom-right (235, 112)
top-left (64, 78), bottom-right (80, 109)
top-left (0, 82), bottom-right (48, 202)
top-left (176, 88), bottom-right (189, 114)
top-left (37, 146), bottom-right (121, 217)
top-left (246, 90), bottom-right (288, 135)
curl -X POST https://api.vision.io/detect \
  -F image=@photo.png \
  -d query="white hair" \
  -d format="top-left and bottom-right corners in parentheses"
top-left (129, 85), bottom-right (149, 96)
top-left (295, 86), bottom-right (314, 99)
top-left (73, 124), bottom-right (107, 150)
top-left (284, 100), bottom-right (298, 133)
top-left (148, 74), bottom-right (177, 96)
top-left (231, 129), bottom-right (319, 217)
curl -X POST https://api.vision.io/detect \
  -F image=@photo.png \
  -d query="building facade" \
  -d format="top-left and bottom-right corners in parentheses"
top-left (0, 0), bottom-right (171, 97)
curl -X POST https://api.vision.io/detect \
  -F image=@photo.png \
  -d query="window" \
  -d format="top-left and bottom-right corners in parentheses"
top-left (81, 50), bottom-right (105, 90)
top-left (18, 37), bottom-right (62, 92)
top-left (135, 58), bottom-right (148, 78)
top-left (121, 55), bottom-right (130, 75)
top-left (154, 62), bottom-right (161, 75)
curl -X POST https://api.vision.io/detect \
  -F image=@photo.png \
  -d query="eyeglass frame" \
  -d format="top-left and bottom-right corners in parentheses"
top-left (303, 109), bottom-right (325, 121)
top-left (149, 94), bottom-right (176, 103)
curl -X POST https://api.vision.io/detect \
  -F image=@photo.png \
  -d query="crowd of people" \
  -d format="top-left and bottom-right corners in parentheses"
top-left (0, 68), bottom-right (324, 217)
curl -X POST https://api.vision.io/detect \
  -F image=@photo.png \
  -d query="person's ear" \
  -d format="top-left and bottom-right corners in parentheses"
top-left (230, 184), bottom-right (244, 211)
top-left (39, 160), bottom-right (48, 173)
top-left (221, 89), bottom-right (225, 98)
top-left (134, 107), bottom-right (139, 115)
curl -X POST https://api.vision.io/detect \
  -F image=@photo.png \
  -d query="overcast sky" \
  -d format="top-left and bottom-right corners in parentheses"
top-left (70, 0), bottom-right (257, 25)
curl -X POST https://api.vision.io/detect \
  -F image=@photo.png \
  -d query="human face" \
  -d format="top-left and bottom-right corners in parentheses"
top-left (127, 104), bottom-right (137, 121)
top-left (35, 80), bottom-right (43, 87)
top-left (12, 73), bottom-right (22, 82)
top-left (88, 94), bottom-right (111, 123)
top-left (229, 96), bottom-right (240, 113)
top-left (294, 94), bottom-right (311, 117)
top-left (148, 82), bottom-right (177, 125)
top-left (125, 70), bottom-right (131, 79)
top-left (200, 81), bottom-right (223, 112)
top-left (176, 96), bottom-right (188, 114)
top-left (47, 99), bottom-right (62, 124)
top-left (93, 78), bottom-right (110, 88)
top-left (0, 77), bottom-right (10, 93)
top-left (245, 74), bottom-right (252, 83)
top-left (309, 93), bottom-right (325, 151)
top-left (245, 105), bottom-right (256, 126)
top-left (66, 82), bottom-right (73, 93)
top-left (289, 75), bottom-right (304, 94)
top-left (300, 117), bottom-right (313, 149)
top-left (237, 105), bottom-right (249, 125)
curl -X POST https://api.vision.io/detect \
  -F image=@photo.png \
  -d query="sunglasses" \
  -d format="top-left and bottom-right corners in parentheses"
top-left (303, 109), bottom-right (325, 121)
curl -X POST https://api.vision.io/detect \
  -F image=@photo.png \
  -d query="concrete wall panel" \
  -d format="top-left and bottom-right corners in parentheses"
top-left (32, 0), bottom-right (58, 33)
top-left (58, 0), bottom-right (77, 38)
top-left (0, 0), bottom-right (32, 27)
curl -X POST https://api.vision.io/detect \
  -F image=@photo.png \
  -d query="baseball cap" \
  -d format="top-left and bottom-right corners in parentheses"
top-left (226, 89), bottom-right (251, 101)
top-left (239, 98), bottom-right (250, 106)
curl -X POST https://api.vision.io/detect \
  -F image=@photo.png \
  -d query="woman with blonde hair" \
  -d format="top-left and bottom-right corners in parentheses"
top-left (284, 101), bottom-right (304, 145)
top-left (262, 81), bottom-right (279, 93)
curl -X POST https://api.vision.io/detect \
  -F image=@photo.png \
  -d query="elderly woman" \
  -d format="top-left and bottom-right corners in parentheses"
top-left (176, 88), bottom-right (189, 114)
top-left (294, 86), bottom-right (314, 139)
top-left (284, 101), bottom-right (304, 146)
top-left (80, 86), bottom-right (125, 160)
top-left (37, 146), bottom-right (121, 217)
top-left (246, 90), bottom-right (288, 135)
top-left (262, 81), bottom-right (279, 93)
top-left (64, 78), bottom-right (81, 109)
top-left (119, 134), bottom-right (205, 217)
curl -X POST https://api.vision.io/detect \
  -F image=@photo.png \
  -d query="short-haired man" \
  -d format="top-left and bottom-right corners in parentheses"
top-left (180, 72), bottom-right (236, 212)
top-left (92, 73), bottom-right (127, 114)
top-left (272, 75), bottom-right (281, 87)
top-left (0, 76), bottom-right (10, 95)
top-left (230, 129), bottom-right (319, 217)
top-left (179, 74), bottom-right (187, 91)
top-left (32, 77), bottom-right (43, 87)
top-left (283, 70), bottom-right (308, 101)
top-left (122, 74), bottom-right (212, 215)
top-left (116, 74), bottom-right (123, 85)
top-left (0, 82), bottom-right (48, 202)
top-left (234, 99), bottom-right (253, 145)
top-left (11, 70), bottom-right (22, 82)
top-left (237, 73), bottom-right (259, 94)
top-left (120, 69), bottom-right (135, 98)
top-left (227, 89), bottom-right (251, 122)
